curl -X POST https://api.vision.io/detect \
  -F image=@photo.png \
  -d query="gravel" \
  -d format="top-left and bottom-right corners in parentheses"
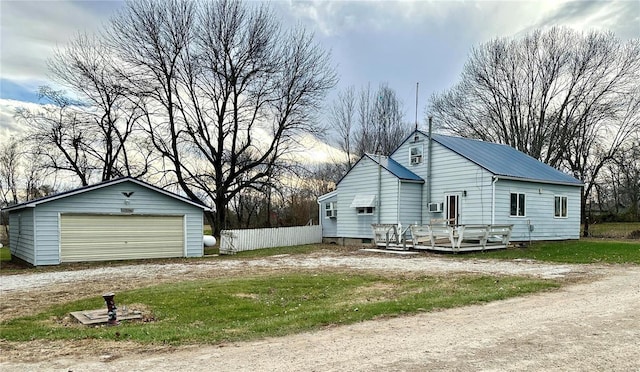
top-left (1, 253), bottom-right (578, 293)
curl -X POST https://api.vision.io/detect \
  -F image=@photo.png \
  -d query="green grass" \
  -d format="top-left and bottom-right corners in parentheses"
top-left (465, 239), bottom-right (640, 264)
top-left (0, 272), bottom-right (556, 345)
top-left (583, 222), bottom-right (640, 239)
top-left (0, 247), bottom-right (10, 262)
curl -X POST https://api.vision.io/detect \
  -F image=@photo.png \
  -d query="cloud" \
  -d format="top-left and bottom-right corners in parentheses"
top-left (529, 1), bottom-right (640, 39)
top-left (0, 1), bottom-right (122, 83)
top-left (0, 99), bottom-right (41, 141)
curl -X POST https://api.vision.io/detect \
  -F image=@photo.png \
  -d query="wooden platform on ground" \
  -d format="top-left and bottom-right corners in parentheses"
top-left (70, 308), bottom-right (143, 325)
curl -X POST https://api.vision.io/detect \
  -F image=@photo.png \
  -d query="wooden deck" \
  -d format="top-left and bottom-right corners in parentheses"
top-left (376, 240), bottom-right (509, 253)
top-left (371, 223), bottom-right (513, 253)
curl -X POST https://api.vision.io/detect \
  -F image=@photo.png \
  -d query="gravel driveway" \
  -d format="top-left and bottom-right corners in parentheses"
top-left (1, 250), bottom-right (638, 371)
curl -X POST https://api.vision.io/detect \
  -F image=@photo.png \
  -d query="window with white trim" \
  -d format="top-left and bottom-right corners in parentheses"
top-left (325, 201), bottom-right (337, 218)
top-left (510, 192), bottom-right (526, 217)
top-left (554, 196), bottom-right (568, 218)
top-left (409, 145), bottom-right (423, 165)
top-left (356, 207), bottom-right (374, 215)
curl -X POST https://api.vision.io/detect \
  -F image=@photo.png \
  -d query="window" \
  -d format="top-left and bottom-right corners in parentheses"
top-left (554, 196), bottom-right (568, 218)
top-left (325, 201), bottom-right (337, 218)
top-left (357, 207), bottom-right (374, 215)
top-left (510, 192), bottom-right (526, 216)
top-left (409, 145), bottom-right (423, 165)
top-left (351, 194), bottom-right (376, 216)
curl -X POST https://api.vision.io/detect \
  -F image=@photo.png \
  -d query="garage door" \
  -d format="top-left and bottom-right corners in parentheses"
top-left (60, 214), bottom-right (184, 262)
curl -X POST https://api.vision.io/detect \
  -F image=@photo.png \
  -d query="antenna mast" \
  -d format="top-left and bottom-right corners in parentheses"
top-left (415, 82), bottom-right (419, 131)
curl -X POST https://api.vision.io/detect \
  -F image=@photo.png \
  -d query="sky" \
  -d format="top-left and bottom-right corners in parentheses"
top-left (1, 0), bottom-right (639, 145)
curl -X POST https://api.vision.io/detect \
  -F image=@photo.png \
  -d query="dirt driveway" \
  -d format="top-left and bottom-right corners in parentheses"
top-left (1, 249), bottom-right (639, 371)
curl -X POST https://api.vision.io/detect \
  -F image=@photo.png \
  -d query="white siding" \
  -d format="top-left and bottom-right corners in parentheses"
top-left (8, 209), bottom-right (36, 265)
top-left (319, 194), bottom-right (338, 237)
top-left (398, 181), bottom-right (422, 227)
top-left (392, 138), bottom-right (494, 225)
top-left (494, 180), bottom-right (581, 241)
top-left (337, 157), bottom-right (400, 239)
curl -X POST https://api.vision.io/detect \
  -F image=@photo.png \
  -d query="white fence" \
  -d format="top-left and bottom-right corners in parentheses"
top-left (219, 225), bottom-right (322, 254)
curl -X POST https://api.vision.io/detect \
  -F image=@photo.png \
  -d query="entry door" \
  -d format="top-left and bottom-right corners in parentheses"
top-left (445, 194), bottom-right (460, 225)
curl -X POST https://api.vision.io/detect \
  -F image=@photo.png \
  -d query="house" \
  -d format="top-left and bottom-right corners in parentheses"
top-left (2, 177), bottom-right (210, 266)
top-left (318, 130), bottom-right (583, 246)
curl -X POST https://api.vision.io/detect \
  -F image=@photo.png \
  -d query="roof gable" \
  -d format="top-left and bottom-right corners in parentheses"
top-left (317, 190), bottom-right (337, 202)
top-left (336, 153), bottom-right (425, 187)
top-left (2, 177), bottom-right (210, 212)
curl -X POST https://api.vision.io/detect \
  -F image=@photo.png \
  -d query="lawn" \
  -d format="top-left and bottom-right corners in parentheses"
top-left (465, 239), bottom-right (640, 264)
top-left (0, 246), bottom-right (10, 262)
top-left (0, 271), bottom-right (557, 345)
top-left (583, 222), bottom-right (640, 239)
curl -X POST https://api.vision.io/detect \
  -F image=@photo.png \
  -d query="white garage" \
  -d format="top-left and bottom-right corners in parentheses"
top-left (2, 177), bottom-right (209, 266)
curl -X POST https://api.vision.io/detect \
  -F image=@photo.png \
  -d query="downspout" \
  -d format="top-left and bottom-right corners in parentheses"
top-left (397, 179), bottom-right (401, 227)
top-left (491, 176), bottom-right (498, 224)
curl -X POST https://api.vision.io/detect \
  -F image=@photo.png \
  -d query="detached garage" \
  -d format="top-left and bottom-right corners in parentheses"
top-left (2, 177), bottom-right (210, 266)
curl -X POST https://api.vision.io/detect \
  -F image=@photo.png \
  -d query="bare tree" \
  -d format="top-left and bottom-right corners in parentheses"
top-left (333, 83), bottom-right (412, 161)
top-left (17, 87), bottom-right (93, 186)
top-left (329, 85), bottom-right (356, 168)
top-left (106, 0), bottom-right (336, 235)
top-left (604, 138), bottom-right (640, 221)
top-left (372, 84), bottom-right (409, 155)
top-left (430, 27), bottom-right (640, 233)
top-left (0, 137), bottom-right (20, 206)
top-left (49, 33), bottom-right (151, 181)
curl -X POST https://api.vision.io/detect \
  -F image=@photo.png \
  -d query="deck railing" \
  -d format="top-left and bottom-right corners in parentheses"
top-left (372, 223), bottom-right (513, 252)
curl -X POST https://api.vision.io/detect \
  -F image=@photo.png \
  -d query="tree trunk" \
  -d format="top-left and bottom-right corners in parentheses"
top-left (582, 187), bottom-right (589, 238)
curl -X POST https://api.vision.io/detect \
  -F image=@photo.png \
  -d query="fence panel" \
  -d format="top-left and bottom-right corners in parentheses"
top-left (220, 225), bottom-right (322, 254)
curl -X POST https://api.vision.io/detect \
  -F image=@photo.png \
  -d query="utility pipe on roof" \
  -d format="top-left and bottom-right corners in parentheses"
top-left (377, 154), bottom-right (382, 224)
top-left (427, 116), bottom-right (433, 206)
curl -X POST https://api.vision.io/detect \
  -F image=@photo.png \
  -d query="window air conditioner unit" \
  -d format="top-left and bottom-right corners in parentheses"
top-left (428, 202), bottom-right (442, 213)
top-left (328, 209), bottom-right (337, 218)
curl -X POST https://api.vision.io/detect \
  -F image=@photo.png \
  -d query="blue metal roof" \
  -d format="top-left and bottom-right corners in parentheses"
top-left (367, 154), bottom-right (424, 182)
top-left (429, 133), bottom-right (583, 186)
